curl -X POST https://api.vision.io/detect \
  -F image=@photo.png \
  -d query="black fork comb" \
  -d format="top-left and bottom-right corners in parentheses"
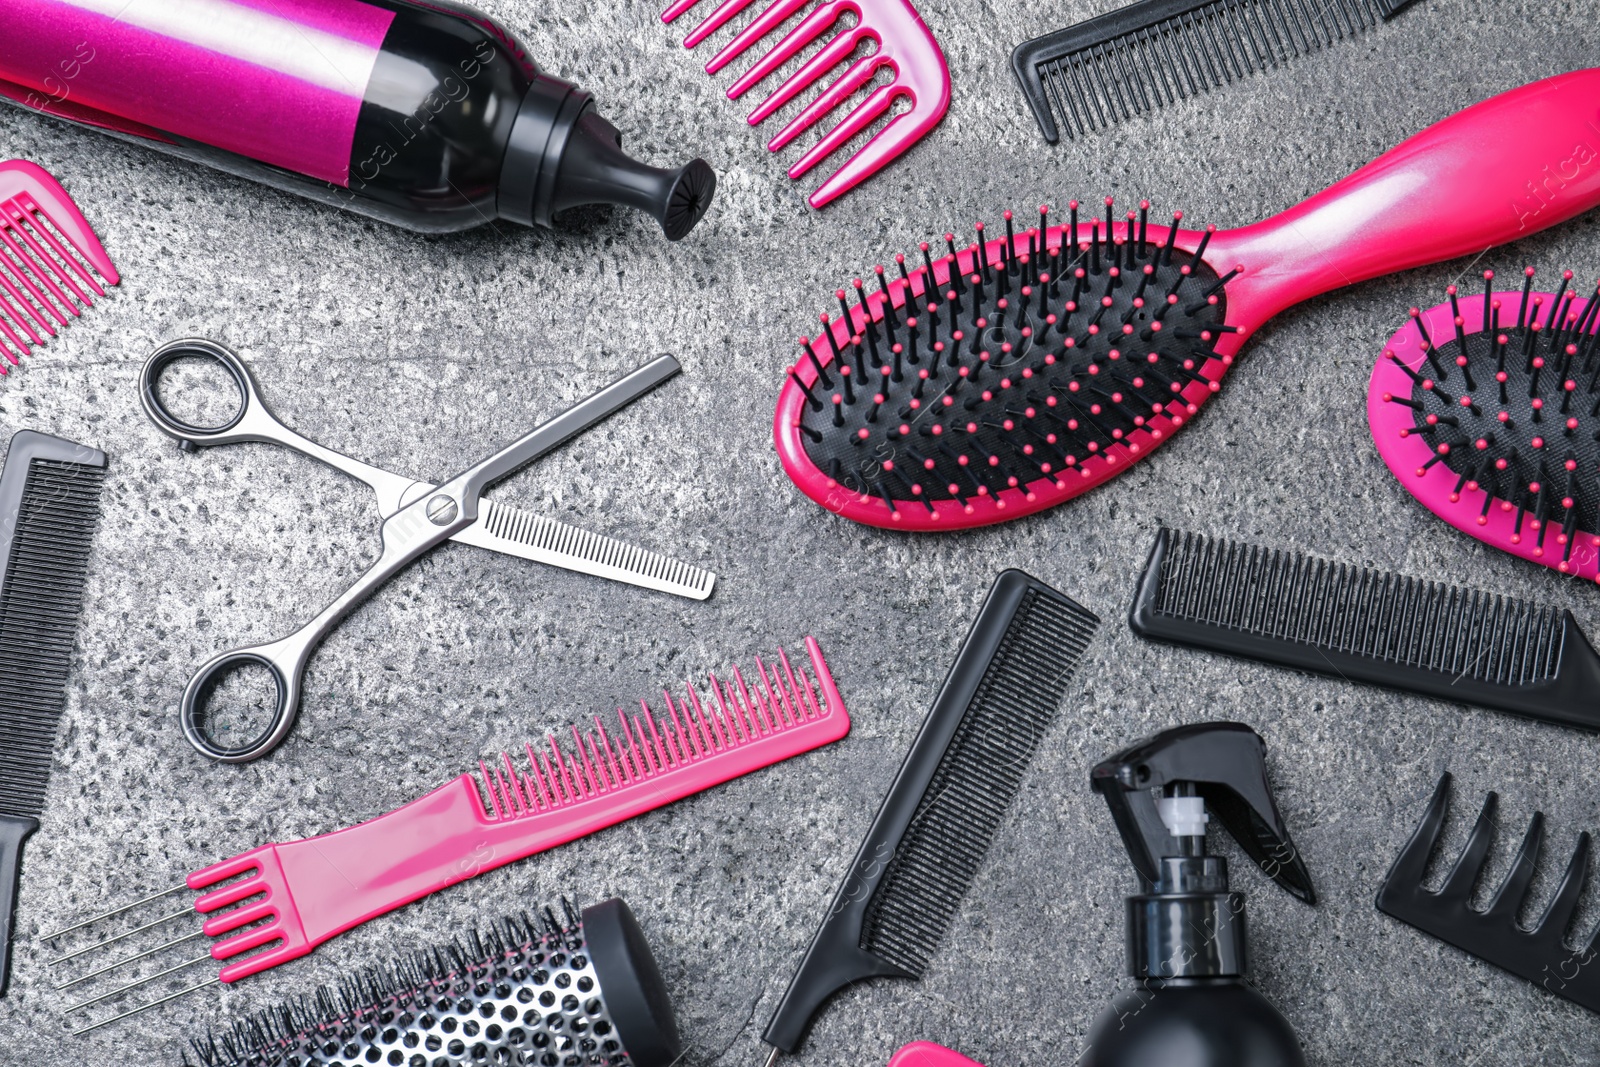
top-left (1377, 773), bottom-right (1600, 1015)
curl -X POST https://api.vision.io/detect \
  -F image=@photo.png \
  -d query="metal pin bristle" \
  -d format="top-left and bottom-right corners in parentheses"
top-left (53, 929), bottom-right (206, 989)
top-left (64, 977), bottom-right (219, 1036)
top-left (761, 1045), bottom-right (781, 1067)
top-left (47, 904), bottom-right (196, 965)
top-left (39, 882), bottom-right (188, 942)
top-left (61, 952), bottom-right (213, 1015)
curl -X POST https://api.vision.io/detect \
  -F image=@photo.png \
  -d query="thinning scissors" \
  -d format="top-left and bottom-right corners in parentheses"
top-left (140, 339), bottom-right (712, 764)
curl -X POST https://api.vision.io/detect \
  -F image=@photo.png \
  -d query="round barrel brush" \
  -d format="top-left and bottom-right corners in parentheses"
top-left (775, 67), bottom-right (1600, 530)
top-left (185, 898), bottom-right (682, 1067)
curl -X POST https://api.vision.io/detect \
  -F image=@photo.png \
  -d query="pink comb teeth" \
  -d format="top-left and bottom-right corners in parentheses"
top-left (0, 160), bottom-right (117, 370)
top-left (662, 0), bottom-right (950, 208)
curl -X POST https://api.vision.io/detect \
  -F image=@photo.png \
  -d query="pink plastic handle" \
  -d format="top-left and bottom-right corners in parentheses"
top-left (1211, 68), bottom-right (1600, 322)
top-left (187, 639), bottom-right (851, 983)
top-left (887, 1043), bottom-right (986, 1067)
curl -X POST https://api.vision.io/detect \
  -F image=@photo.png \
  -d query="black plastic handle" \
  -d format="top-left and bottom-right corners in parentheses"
top-left (0, 813), bottom-right (39, 997)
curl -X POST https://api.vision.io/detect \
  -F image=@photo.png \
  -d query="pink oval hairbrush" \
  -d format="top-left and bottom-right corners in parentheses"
top-left (775, 68), bottom-right (1600, 530)
top-left (1370, 267), bottom-right (1600, 581)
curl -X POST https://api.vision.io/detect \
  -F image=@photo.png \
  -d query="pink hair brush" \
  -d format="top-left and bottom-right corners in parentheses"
top-left (0, 159), bottom-right (117, 369)
top-left (1370, 268), bottom-right (1600, 580)
top-left (775, 68), bottom-right (1600, 530)
top-left (43, 639), bottom-right (848, 1033)
top-left (660, 0), bottom-right (949, 208)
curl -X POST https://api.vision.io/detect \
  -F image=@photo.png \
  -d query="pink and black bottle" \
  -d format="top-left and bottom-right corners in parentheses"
top-left (1086, 723), bottom-right (1316, 1067)
top-left (0, 0), bottom-right (715, 239)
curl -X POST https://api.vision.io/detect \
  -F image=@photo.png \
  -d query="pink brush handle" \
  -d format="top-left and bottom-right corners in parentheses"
top-left (188, 639), bottom-right (850, 982)
top-left (1212, 68), bottom-right (1600, 321)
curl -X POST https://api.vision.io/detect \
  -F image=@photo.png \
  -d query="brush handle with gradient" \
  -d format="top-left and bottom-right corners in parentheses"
top-left (1212, 68), bottom-right (1600, 325)
top-left (0, 814), bottom-right (37, 996)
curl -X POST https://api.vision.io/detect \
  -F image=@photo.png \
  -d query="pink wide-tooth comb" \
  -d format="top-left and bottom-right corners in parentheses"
top-left (661, 0), bottom-right (949, 208)
top-left (44, 638), bottom-right (849, 1033)
top-left (0, 160), bottom-right (117, 370)
top-left (1370, 268), bottom-right (1600, 580)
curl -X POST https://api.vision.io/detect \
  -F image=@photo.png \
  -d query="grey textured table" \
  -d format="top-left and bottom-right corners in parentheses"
top-left (3, 0), bottom-right (1600, 1063)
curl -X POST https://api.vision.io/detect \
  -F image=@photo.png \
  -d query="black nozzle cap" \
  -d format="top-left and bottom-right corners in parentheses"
top-left (500, 75), bottom-right (716, 241)
top-left (583, 898), bottom-right (683, 1067)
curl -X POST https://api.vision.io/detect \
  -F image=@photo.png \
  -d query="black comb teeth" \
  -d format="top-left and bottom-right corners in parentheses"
top-left (798, 203), bottom-right (1232, 515)
top-left (1012, 0), bottom-right (1424, 143)
top-left (1383, 268), bottom-right (1600, 563)
top-left (762, 570), bottom-right (1101, 1054)
top-left (1130, 527), bottom-right (1600, 730)
top-left (1378, 774), bottom-right (1600, 1015)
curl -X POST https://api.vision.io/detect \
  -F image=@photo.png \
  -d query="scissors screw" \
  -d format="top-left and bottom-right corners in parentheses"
top-left (426, 495), bottom-right (459, 525)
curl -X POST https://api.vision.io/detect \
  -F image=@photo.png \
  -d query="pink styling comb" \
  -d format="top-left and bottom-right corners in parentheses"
top-left (888, 1043), bottom-right (987, 1067)
top-left (775, 67), bottom-right (1600, 531)
top-left (660, 0), bottom-right (950, 208)
top-left (0, 160), bottom-right (117, 370)
top-left (44, 638), bottom-right (849, 1033)
top-left (1370, 268), bottom-right (1600, 581)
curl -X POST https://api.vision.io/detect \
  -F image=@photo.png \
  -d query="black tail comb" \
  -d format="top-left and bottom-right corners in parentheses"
top-left (1011, 0), bottom-right (1424, 144)
top-left (1377, 774), bottom-right (1600, 1015)
top-left (1130, 527), bottom-right (1600, 731)
top-left (760, 570), bottom-right (1101, 1056)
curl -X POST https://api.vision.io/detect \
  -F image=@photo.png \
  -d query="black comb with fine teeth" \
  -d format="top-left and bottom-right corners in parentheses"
top-left (1011, 0), bottom-right (1426, 144)
top-left (1130, 526), bottom-right (1600, 731)
top-left (1377, 774), bottom-right (1600, 1015)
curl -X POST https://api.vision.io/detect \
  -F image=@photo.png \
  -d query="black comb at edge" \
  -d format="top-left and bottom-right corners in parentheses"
top-left (0, 430), bottom-right (107, 998)
top-left (761, 569), bottom-right (1101, 1054)
top-left (1130, 527), bottom-right (1600, 731)
top-left (1011, 0), bottom-right (1424, 144)
top-left (1377, 774), bottom-right (1600, 1014)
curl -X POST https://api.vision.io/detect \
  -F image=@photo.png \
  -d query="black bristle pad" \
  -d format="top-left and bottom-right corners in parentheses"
top-left (1394, 273), bottom-right (1600, 555)
top-left (800, 210), bottom-right (1226, 509)
top-left (860, 587), bottom-right (1100, 975)
top-left (1152, 529), bottom-right (1564, 686)
top-left (0, 457), bottom-right (106, 821)
top-left (190, 901), bottom-right (652, 1067)
top-left (1012, 0), bottom-right (1423, 143)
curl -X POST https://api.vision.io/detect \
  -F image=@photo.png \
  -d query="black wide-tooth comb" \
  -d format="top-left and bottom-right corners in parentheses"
top-left (1011, 0), bottom-right (1425, 144)
top-left (1377, 774), bottom-right (1600, 1014)
top-left (0, 430), bottom-right (106, 997)
top-left (759, 570), bottom-right (1101, 1065)
top-left (1130, 527), bottom-right (1600, 731)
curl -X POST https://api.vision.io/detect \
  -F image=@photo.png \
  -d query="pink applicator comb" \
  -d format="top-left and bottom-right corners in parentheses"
top-left (0, 160), bottom-right (117, 370)
top-left (43, 639), bottom-right (849, 1033)
top-left (660, 0), bottom-right (950, 208)
top-left (775, 67), bottom-right (1600, 531)
top-left (1370, 268), bottom-right (1600, 580)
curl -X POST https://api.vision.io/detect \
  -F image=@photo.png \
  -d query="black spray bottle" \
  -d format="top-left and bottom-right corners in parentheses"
top-left (0, 0), bottom-right (715, 239)
top-left (1083, 722), bottom-right (1316, 1067)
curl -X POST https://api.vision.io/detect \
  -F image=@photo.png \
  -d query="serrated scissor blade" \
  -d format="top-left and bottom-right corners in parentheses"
top-left (452, 499), bottom-right (715, 601)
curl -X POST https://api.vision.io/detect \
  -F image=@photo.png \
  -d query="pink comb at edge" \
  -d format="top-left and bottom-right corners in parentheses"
top-left (661, 0), bottom-right (950, 208)
top-left (0, 160), bottom-right (117, 370)
top-left (888, 1042), bottom-right (988, 1067)
top-left (46, 638), bottom-right (849, 1034)
top-left (1370, 269), bottom-right (1600, 581)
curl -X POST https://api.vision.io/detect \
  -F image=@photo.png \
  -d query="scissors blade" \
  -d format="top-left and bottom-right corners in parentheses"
top-left (452, 500), bottom-right (715, 600)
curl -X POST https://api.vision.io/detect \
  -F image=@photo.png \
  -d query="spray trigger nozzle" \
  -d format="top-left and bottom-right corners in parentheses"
top-left (1090, 722), bottom-right (1315, 904)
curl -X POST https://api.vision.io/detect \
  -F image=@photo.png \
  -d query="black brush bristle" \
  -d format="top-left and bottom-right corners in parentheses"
top-left (797, 201), bottom-right (1230, 518)
top-left (1012, 0), bottom-right (1424, 143)
top-left (0, 455), bottom-right (107, 819)
top-left (1379, 267), bottom-right (1600, 568)
top-left (1131, 527), bottom-right (1600, 730)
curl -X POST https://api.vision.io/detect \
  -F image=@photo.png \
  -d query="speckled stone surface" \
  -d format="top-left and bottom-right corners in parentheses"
top-left (2, 0), bottom-right (1600, 1064)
